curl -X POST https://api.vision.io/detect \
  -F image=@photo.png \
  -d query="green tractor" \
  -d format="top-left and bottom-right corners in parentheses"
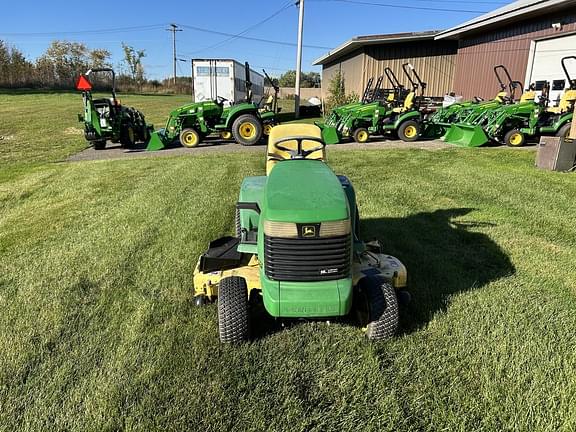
top-left (147, 63), bottom-right (278, 150)
top-left (317, 63), bottom-right (422, 144)
top-left (422, 64), bottom-right (518, 139)
top-left (76, 68), bottom-right (153, 150)
top-left (193, 123), bottom-right (408, 343)
top-left (444, 56), bottom-right (576, 147)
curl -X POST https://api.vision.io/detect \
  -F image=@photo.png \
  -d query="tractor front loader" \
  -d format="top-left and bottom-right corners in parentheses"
top-left (193, 124), bottom-right (408, 343)
top-left (76, 68), bottom-right (152, 150)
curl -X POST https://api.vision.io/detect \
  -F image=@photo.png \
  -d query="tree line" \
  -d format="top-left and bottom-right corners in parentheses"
top-left (0, 40), bottom-right (179, 92)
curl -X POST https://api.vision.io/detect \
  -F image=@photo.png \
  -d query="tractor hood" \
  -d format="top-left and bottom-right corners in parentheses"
top-left (263, 160), bottom-right (349, 223)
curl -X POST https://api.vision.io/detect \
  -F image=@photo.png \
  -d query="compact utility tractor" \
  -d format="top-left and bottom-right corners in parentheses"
top-left (317, 63), bottom-right (424, 144)
top-left (193, 123), bottom-right (407, 343)
top-left (76, 68), bottom-right (152, 150)
top-left (444, 56), bottom-right (576, 147)
top-left (147, 63), bottom-right (278, 150)
top-left (422, 65), bottom-right (519, 140)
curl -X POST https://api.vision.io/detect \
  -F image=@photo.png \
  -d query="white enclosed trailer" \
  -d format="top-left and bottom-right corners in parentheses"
top-left (192, 59), bottom-right (264, 105)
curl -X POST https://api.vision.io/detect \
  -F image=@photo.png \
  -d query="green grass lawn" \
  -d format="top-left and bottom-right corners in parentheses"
top-left (1, 92), bottom-right (576, 431)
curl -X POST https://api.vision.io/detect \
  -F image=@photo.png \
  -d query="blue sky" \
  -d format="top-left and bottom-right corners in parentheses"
top-left (1, 0), bottom-right (513, 79)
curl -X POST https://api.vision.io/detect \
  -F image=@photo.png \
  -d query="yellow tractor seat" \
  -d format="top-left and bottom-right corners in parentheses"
top-left (519, 91), bottom-right (536, 102)
top-left (494, 91), bottom-right (508, 102)
top-left (392, 91), bottom-right (414, 113)
top-left (387, 93), bottom-right (395, 102)
top-left (547, 89), bottom-right (576, 114)
top-left (266, 124), bottom-right (326, 175)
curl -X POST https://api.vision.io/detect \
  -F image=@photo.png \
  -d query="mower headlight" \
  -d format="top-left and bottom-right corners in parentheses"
top-left (263, 219), bottom-right (351, 238)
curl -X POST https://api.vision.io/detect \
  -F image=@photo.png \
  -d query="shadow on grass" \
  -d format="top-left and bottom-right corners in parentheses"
top-left (361, 208), bottom-right (516, 333)
top-left (249, 208), bottom-right (515, 340)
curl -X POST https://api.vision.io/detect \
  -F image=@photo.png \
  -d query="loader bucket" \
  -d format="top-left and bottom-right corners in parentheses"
top-left (444, 124), bottom-right (489, 147)
top-left (321, 126), bottom-right (341, 145)
top-left (146, 130), bottom-right (167, 151)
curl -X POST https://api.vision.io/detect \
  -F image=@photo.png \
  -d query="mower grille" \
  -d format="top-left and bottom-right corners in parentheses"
top-left (264, 234), bottom-right (351, 282)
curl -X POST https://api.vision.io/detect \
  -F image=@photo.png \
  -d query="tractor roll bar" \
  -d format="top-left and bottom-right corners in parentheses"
top-left (245, 61), bottom-right (253, 103)
top-left (561, 56), bottom-right (576, 89)
top-left (262, 68), bottom-right (279, 113)
top-left (493, 65), bottom-right (513, 92)
top-left (86, 68), bottom-right (116, 99)
top-left (361, 77), bottom-right (374, 103)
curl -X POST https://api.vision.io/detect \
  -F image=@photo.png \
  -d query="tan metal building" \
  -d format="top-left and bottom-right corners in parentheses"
top-left (313, 31), bottom-right (458, 99)
top-left (436, 0), bottom-right (576, 99)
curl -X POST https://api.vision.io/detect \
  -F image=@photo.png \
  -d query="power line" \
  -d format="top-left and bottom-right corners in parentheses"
top-left (176, 22), bottom-right (332, 50)
top-left (310, 0), bottom-right (505, 4)
top-left (189, 2), bottom-right (294, 55)
top-left (0, 24), bottom-right (166, 37)
top-left (312, 0), bottom-right (489, 13)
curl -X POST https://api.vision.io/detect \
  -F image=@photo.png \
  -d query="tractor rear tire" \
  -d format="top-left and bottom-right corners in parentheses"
top-left (218, 276), bottom-right (250, 343)
top-left (354, 276), bottom-right (399, 341)
top-left (93, 140), bottom-right (106, 150)
top-left (120, 126), bottom-right (136, 148)
top-left (353, 128), bottom-right (370, 143)
top-left (180, 128), bottom-right (201, 148)
top-left (557, 123), bottom-right (572, 139)
top-left (504, 129), bottom-right (526, 147)
top-left (232, 114), bottom-right (262, 146)
top-left (397, 120), bottom-right (420, 142)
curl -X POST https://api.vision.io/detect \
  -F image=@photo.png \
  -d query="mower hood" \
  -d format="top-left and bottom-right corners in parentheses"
top-left (263, 160), bottom-right (349, 223)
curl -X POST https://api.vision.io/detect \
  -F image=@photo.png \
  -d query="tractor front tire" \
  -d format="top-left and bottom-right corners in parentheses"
top-left (120, 126), bottom-right (136, 148)
top-left (557, 123), bottom-right (572, 140)
top-left (504, 129), bottom-right (526, 147)
top-left (353, 128), bottom-right (370, 143)
top-left (93, 140), bottom-right (106, 150)
top-left (232, 114), bottom-right (262, 146)
top-left (218, 276), bottom-right (250, 343)
top-left (354, 276), bottom-right (399, 341)
top-left (397, 120), bottom-right (420, 142)
top-left (180, 128), bottom-right (201, 148)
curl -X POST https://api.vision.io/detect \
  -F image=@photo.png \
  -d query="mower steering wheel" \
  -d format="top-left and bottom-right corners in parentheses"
top-left (216, 96), bottom-right (228, 105)
top-left (272, 136), bottom-right (326, 160)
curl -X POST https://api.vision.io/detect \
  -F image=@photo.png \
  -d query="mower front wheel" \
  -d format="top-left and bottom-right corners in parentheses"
top-left (353, 128), bottom-right (370, 143)
top-left (354, 276), bottom-right (399, 340)
top-left (504, 129), bottom-right (526, 147)
top-left (180, 128), bottom-right (201, 148)
top-left (218, 276), bottom-right (250, 343)
top-left (397, 120), bottom-right (420, 142)
top-left (232, 114), bottom-right (262, 146)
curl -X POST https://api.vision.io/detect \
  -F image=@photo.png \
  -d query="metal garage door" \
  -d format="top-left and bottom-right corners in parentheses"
top-left (526, 33), bottom-right (576, 104)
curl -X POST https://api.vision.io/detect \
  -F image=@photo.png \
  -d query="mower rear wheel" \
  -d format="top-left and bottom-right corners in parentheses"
top-left (232, 114), bottom-right (262, 146)
top-left (120, 126), bottom-right (136, 148)
top-left (180, 128), bottom-right (201, 148)
top-left (557, 123), bottom-right (572, 139)
top-left (504, 129), bottom-right (526, 147)
top-left (353, 128), bottom-right (370, 143)
top-left (354, 276), bottom-right (399, 340)
top-left (93, 140), bottom-right (106, 150)
top-left (218, 276), bottom-right (250, 343)
top-left (397, 120), bottom-right (420, 142)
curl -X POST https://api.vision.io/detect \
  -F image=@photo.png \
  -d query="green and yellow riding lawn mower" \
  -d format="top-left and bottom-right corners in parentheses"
top-left (76, 68), bottom-right (153, 150)
top-left (193, 123), bottom-right (408, 343)
top-left (317, 63), bottom-right (423, 144)
top-left (422, 65), bottom-right (519, 139)
top-left (444, 56), bottom-right (576, 147)
top-left (147, 63), bottom-right (278, 150)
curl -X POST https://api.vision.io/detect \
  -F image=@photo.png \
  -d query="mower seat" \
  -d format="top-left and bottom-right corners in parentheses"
top-left (392, 91), bottom-right (414, 113)
top-left (547, 90), bottom-right (576, 114)
top-left (494, 91), bottom-right (508, 103)
top-left (519, 91), bottom-right (536, 102)
top-left (266, 124), bottom-right (326, 175)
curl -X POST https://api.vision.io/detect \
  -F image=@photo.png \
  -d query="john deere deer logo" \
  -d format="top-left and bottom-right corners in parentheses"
top-left (302, 226), bottom-right (316, 237)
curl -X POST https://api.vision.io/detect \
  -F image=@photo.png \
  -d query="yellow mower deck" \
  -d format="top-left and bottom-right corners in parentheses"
top-left (193, 251), bottom-right (407, 299)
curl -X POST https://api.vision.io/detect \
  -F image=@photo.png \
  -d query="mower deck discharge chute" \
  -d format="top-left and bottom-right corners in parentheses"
top-left (76, 68), bottom-right (153, 150)
top-left (147, 63), bottom-right (279, 150)
top-left (193, 123), bottom-right (408, 343)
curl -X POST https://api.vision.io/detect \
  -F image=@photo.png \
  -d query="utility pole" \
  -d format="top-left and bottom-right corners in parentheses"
top-left (166, 24), bottom-right (182, 85)
top-left (294, 0), bottom-right (305, 119)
